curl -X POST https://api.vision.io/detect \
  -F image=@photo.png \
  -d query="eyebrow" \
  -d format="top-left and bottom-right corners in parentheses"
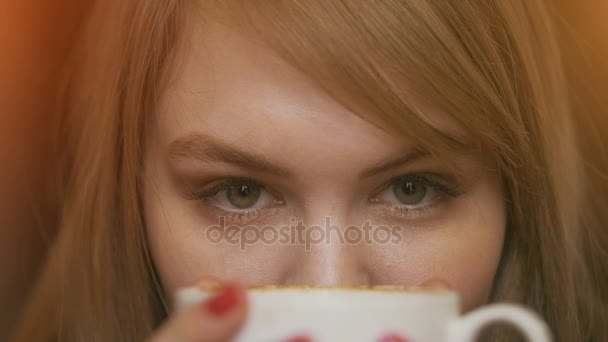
top-left (168, 133), bottom-right (291, 177)
top-left (359, 149), bottom-right (430, 178)
top-left (168, 133), bottom-right (430, 179)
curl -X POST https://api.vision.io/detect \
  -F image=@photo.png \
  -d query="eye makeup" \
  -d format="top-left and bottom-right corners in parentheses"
top-left (182, 170), bottom-right (467, 227)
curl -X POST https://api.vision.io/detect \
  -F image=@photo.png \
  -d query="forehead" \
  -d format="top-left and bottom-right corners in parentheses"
top-left (155, 18), bottom-right (466, 170)
top-left (158, 20), bottom-right (395, 147)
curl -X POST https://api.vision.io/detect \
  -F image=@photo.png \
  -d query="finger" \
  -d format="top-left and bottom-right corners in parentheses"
top-left (147, 283), bottom-right (247, 342)
top-left (194, 275), bottom-right (223, 291)
top-left (419, 278), bottom-right (451, 290)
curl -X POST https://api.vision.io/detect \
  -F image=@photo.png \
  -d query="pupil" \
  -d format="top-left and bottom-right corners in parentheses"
top-left (239, 185), bottom-right (250, 197)
top-left (392, 178), bottom-right (427, 205)
top-left (404, 182), bottom-right (416, 195)
top-left (226, 181), bottom-right (262, 209)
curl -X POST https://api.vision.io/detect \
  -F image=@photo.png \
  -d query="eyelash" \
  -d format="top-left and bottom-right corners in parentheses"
top-left (190, 173), bottom-right (464, 225)
top-left (369, 173), bottom-right (464, 220)
top-left (390, 174), bottom-right (462, 197)
top-left (192, 178), bottom-right (263, 199)
top-left (190, 178), bottom-right (282, 225)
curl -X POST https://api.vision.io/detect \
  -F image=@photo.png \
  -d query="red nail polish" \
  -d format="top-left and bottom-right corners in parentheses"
top-left (203, 283), bottom-right (241, 317)
top-left (282, 336), bottom-right (312, 342)
top-left (377, 333), bottom-right (411, 342)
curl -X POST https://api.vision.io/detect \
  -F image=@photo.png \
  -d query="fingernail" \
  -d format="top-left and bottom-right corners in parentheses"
top-left (195, 276), bottom-right (222, 291)
top-left (377, 333), bottom-right (411, 342)
top-left (282, 336), bottom-right (312, 342)
top-left (202, 283), bottom-right (241, 317)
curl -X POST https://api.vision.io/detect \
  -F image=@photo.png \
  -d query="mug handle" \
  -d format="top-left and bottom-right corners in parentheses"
top-left (447, 303), bottom-right (552, 342)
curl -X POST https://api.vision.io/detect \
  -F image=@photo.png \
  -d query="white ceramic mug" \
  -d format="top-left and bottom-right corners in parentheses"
top-left (174, 285), bottom-right (552, 342)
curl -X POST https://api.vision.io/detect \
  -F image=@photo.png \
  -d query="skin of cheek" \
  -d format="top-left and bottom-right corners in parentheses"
top-left (143, 149), bottom-right (303, 293)
top-left (359, 174), bottom-right (506, 312)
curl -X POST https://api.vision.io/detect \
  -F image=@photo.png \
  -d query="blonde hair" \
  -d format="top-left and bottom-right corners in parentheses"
top-left (14, 1), bottom-right (607, 341)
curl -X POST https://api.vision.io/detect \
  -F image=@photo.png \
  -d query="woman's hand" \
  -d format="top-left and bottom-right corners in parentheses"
top-left (145, 278), bottom-right (449, 342)
top-left (146, 280), bottom-right (247, 342)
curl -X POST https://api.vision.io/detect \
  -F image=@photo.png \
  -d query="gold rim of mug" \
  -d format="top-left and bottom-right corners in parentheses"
top-left (200, 284), bottom-right (449, 292)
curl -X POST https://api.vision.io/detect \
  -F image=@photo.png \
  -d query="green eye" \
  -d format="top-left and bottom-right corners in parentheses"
top-left (226, 182), bottom-right (262, 209)
top-left (392, 178), bottom-right (428, 205)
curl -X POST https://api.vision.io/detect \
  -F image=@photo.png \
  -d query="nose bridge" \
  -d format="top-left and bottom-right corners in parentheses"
top-left (283, 206), bottom-right (371, 286)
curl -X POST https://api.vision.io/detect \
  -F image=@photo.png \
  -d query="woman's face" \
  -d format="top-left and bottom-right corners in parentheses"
top-left (144, 20), bottom-right (506, 311)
